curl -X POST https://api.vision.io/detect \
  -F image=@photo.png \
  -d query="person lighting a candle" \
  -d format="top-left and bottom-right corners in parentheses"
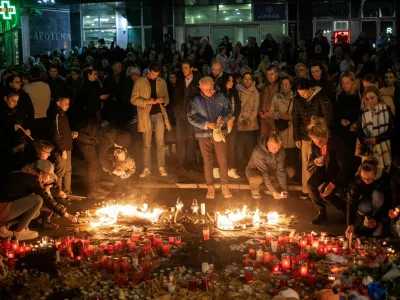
top-left (245, 132), bottom-right (288, 199)
top-left (346, 157), bottom-right (391, 239)
top-left (306, 117), bottom-right (349, 224)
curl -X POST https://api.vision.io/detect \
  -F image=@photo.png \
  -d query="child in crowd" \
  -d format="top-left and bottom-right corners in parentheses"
top-left (104, 148), bottom-right (136, 194)
top-left (49, 97), bottom-right (78, 195)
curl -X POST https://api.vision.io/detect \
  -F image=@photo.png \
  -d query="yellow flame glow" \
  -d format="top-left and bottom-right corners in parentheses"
top-left (266, 212), bottom-right (279, 225)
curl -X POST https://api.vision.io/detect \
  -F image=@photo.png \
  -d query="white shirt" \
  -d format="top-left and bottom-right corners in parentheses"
top-left (24, 81), bottom-right (51, 119)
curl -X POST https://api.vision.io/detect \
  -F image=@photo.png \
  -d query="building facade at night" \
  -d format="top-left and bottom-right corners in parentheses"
top-left (0, 0), bottom-right (398, 67)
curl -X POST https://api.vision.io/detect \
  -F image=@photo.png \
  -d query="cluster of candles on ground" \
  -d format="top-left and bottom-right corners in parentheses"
top-left (242, 231), bottom-right (361, 286)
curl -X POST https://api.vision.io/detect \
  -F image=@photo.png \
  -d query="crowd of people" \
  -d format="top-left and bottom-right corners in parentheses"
top-left (0, 30), bottom-right (400, 241)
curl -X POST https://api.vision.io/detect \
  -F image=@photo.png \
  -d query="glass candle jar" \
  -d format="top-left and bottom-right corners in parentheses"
top-left (87, 245), bottom-right (95, 258)
top-left (121, 257), bottom-right (131, 273)
top-left (244, 267), bottom-right (254, 284)
top-left (281, 253), bottom-right (291, 271)
top-left (271, 237), bottom-right (278, 253)
top-left (248, 248), bottom-right (256, 258)
top-left (300, 260), bottom-right (309, 277)
top-left (188, 278), bottom-right (197, 291)
top-left (299, 237), bottom-right (308, 249)
top-left (107, 243), bottom-right (115, 255)
top-left (175, 236), bottom-right (182, 246)
top-left (256, 248), bottom-right (264, 262)
top-left (272, 259), bottom-right (281, 273)
top-left (203, 227), bottom-right (210, 241)
top-left (300, 249), bottom-right (308, 261)
top-left (168, 236), bottom-right (175, 244)
top-left (263, 252), bottom-right (271, 264)
top-left (243, 254), bottom-right (250, 265)
top-left (113, 258), bottom-right (121, 273)
top-left (161, 240), bottom-right (170, 256)
top-left (317, 241), bottom-right (326, 255)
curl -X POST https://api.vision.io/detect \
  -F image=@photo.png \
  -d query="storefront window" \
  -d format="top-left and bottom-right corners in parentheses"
top-left (128, 28), bottom-right (142, 47)
top-left (83, 14), bottom-right (98, 29)
top-left (185, 6), bottom-right (217, 24)
top-left (218, 4), bottom-right (251, 23)
top-left (144, 27), bottom-right (152, 47)
top-left (260, 24), bottom-right (285, 43)
top-left (100, 10), bottom-right (115, 28)
top-left (127, 8), bottom-right (141, 27)
top-left (143, 6), bottom-right (152, 26)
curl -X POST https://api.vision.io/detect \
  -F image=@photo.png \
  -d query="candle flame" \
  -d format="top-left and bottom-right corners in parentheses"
top-left (91, 204), bottom-right (163, 227)
top-left (267, 212), bottom-right (279, 225)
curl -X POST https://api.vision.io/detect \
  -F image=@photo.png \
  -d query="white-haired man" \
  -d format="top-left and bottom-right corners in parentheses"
top-left (187, 77), bottom-right (233, 199)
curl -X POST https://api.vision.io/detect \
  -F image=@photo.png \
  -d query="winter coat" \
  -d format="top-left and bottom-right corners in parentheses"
top-left (380, 87), bottom-right (395, 115)
top-left (347, 171), bottom-right (391, 226)
top-left (307, 136), bottom-right (349, 188)
top-left (246, 136), bottom-right (287, 192)
top-left (260, 82), bottom-right (279, 137)
top-left (131, 76), bottom-right (169, 133)
top-left (292, 86), bottom-right (334, 142)
top-left (24, 80), bottom-right (51, 119)
top-left (0, 170), bottom-right (66, 217)
top-left (47, 76), bottom-right (69, 101)
top-left (49, 106), bottom-right (73, 153)
top-left (236, 83), bottom-right (260, 131)
top-left (187, 92), bottom-right (232, 138)
top-left (268, 91), bottom-right (295, 148)
top-left (0, 101), bottom-right (26, 153)
top-left (77, 120), bottom-right (118, 172)
top-left (16, 89), bottom-right (34, 130)
top-left (260, 39), bottom-right (278, 61)
top-left (172, 72), bottom-right (202, 117)
top-left (78, 79), bottom-right (103, 116)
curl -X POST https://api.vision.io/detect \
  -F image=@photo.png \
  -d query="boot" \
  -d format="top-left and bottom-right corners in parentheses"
top-left (221, 185), bottom-right (233, 199)
top-left (310, 209), bottom-right (328, 224)
top-left (206, 185), bottom-right (215, 199)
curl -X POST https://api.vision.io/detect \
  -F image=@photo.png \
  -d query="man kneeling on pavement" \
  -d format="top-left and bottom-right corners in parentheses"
top-left (246, 132), bottom-right (289, 199)
top-left (0, 159), bottom-right (77, 241)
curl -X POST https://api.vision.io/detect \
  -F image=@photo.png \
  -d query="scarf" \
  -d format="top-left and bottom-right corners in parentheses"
top-left (361, 103), bottom-right (391, 169)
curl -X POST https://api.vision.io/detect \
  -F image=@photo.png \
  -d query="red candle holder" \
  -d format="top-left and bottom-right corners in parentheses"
top-left (18, 245), bottom-right (26, 258)
top-left (308, 269), bottom-right (317, 286)
top-left (7, 250), bottom-right (14, 260)
top-left (161, 240), bottom-right (170, 256)
top-left (168, 236), bottom-right (175, 244)
top-left (188, 278), bottom-right (197, 291)
top-left (127, 241), bottom-right (136, 253)
top-left (263, 251), bottom-right (271, 264)
top-left (10, 238), bottom-right (19, 252)
top-left (1, 238), bottom-right (11, 250)
top-left (131, 232), bottom-right (139, 241)
top-left (148, 234), bottom-right (155, 246)
top-left (142, 258), bottom-right (151, 281)
top-left (312, 238), bottom-right (320, 249)
top-left (292, 264), bottom-right (301, 279)
top-left (243, 254), bottom-right (250, 265)
top-left (203, 227), bottom-right (210, 241)
top-left (91, 260), bottom-right (101, 271)
top-left (106, 256), bottom-right (114, 273)
top-left (248, 248), bottom-right (256, 258)
top-left (281, 253), bottom-right (291, 270)
top-left (175, 236), bottom-right (182, 246)
top-left (317, 241), bottom-right (326, 255)
top-left (107, 243), bottom-right (115, 255)
top-left (87, 245), bottom-right (95, 258)
top-left (101, 255), bottom-right (108, 269)
top-left (121, 257), bottom-right (131, 273)
top-left (272, 259), bottom-right (281, 273)
top-left (144, 241), bottom-right (152, 255)
top-left (252, 260), bottom-right (261, 269)
top-left (113, 258), bottom-right (121, 273)
top-left (154, 234), bottom-right (162, 249)
top-left (115, 240), bottom-right (123, 250)
top-left (300, 260), bottom-right (309, 277)
top-left (260, 239), bottom-right (266, 246)
top-left (300, 249), bottom-right (308, 261)
top-left (244, 267), bottom-right (254, 284)
top-left (25, 245), bottom-right (31, 253)
top-left (299, 237), bottom-right (307, 249)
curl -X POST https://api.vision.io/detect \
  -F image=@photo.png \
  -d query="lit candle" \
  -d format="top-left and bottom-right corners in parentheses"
top-left (1, 238), bottom-right (10, 250)
top-left (265, 231), bottom-right (272, 243)
top-left (202, 262), bottom-right (209, 273)
top-left (168, 236), bottom-right (175, 244)
top-left (299, 249), bottom-right (308, 261)
top-left (113, 258), bottom-right (120, 273)
top-left (256, 248), bottom-right (264, 262)
top-left (343, 240), bottom-right (349, 250)
top-left (203, 227), bottom-right (210, 241)
top-left (299, 237), bottom-right (307, 249)
top-left (263, 252), bottom-right (271, 264)
top-left (272, 259), bottom-right (281, 273)
top-left (200, 203), bottom-right (206, 215)
top-left (121, 257), bottom-right (131, 273)
top-left (161, 240), bottom-right (170, 256)
top-left (7, 250), bottom-right (14, 260)
top-left (244, 267), bottom-right (254, 284)
top-left (191, 199), bottom-right (199, 214)
top-left (300, 261), bottom-right (308, 277)
top-left (326, 241), bottom-right (333, 253)
top-left (271, 237), bottom-right (278, 253)
top-left (281, 253), bottom-right (291, 271)
top-left (312, 238), bottom-right (319, 248)
top-left (19, 244), bottom-right (26, 258)
top-left (248, 248), bottom-right (256, 258)
top-left (10, 238), bottom-right (19, 252)
top-left (154, 234), bottom-right (162, 249)
top-left (243, 254), bottom-right (251, 265)
top-left (317, 241), bottom-right (326, 255)
top-left (175, 236), bottom-right (182, 246)
top-left (86, 245), bottom-right (95, 258)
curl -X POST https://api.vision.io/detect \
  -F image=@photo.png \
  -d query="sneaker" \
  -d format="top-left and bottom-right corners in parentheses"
top-left (299, 192), bottom-right (309, 200)
top-left (310, 209), bottom-right (328, 225)
top-left (0, 226), bottom-right (13, 238)
top-left (221, 185), bottom-right (233, 199)
top-left (87, 191), bottom-right (106, 200)
top-left (159, 167), bottom-right (168, 177)
top-left (228, 169), bottom-right (240, 179)
top-left (213, 168), bottom-right (220, 179)
top-left (206, 185), bottom-right (215, 199)
top-left (251, 190), bottom-right (261, 199)
top-left (14, 228), bottom-right (39, 241)
top-left (139, 168), bottom-right (151, 178)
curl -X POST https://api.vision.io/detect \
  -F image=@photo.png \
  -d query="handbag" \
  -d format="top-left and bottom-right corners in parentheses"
top-left (274, 99), bottom-right (292, 132)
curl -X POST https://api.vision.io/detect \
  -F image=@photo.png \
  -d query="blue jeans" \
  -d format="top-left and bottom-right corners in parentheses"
top-left (142, 113), bottom-right (166, 169)
top-left (54, 150), bottom-right (72, 194)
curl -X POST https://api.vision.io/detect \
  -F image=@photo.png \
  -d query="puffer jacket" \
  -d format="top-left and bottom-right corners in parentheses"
top-left (187, 92), bottom-right (232, 138)
top-left (292, 86), bottom-right (334, 142)
top-left (236, 83), bottom-right (260, 131)
top-left (246, 136), bottom-right (287, 192)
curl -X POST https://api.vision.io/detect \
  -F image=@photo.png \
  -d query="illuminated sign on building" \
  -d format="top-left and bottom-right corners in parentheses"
top-left (0, 0), bottom-right (16, 20)
top-left (334, 30), bottom-right (349, 43)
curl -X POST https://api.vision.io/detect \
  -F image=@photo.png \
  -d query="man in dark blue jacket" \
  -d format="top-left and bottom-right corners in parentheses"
top-left (187, 76), bottom-right (233, 200)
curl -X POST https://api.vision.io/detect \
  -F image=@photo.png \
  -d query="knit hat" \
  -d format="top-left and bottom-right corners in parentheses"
top-left (115, 131), bottom-right (132, 148)
top-left (35, 159), bottom-right (57, 180)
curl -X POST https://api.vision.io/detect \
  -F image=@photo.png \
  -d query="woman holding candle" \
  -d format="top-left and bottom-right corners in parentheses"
top-left (346, 157), bottom-right (391, 238)
top-left (307, 118), bottom-right (349, 225)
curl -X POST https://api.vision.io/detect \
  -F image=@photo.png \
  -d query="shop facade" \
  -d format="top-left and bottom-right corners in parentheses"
top-left (0, 0), bottom-right (21, 68)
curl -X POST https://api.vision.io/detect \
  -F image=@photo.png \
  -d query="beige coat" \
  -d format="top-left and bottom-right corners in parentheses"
top-left (236, 83), bottom-right (260, 131)
top-left (380, 87), bottom-right (395, 115)
top-left (260, 82), bottom-right (279, 137)
top-left (131, 76), bottom-right (169, 132)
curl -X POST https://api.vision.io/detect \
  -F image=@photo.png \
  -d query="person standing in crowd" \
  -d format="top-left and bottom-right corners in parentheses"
top-left (260, 34), bottom-right (278, 62)
top-left (246, 132), bottom-right (288, 200)
top-left (78, 68), bottom-right (108, 121)
top-left (216, 46), bottom-right (230, 73)
top-left (49, 97), bottom-right (78, 196)
top-left (76, 120), bottom-right (132, 199)
top-left (268, 77), bottom-right (296, 179)
top-left (6, 75), bottom-right (34, 131)
top-left (47, 64), bottom-right (69, 102)
top-left (259, 64), bottom-right (280, 138)
top-left (292, 63), bottom-right (309, 90)
top-left (102, 62), bottom-right (126, 123)
top-left (356, 86), bottom-right (393, 172)
top-left (213, 74), bottom-right (241, 179)
top-left (336, 72), bottom-right (361, 156)
top-left (24, 66), bottom-right (51, 139)
top-left (307, 118), bottom-right (349, 224)
top-left (218, 36), bottom-right (233, 58)
top-left (312, 30), bottom-right (330, 60)
top-left (380, 69), bottom-right (396, 115)
top-left (197, 37), bottom-right (214, 66)
top-left (172, 59), bottom-right (201, 170)
top-left (187, 77), bottom-right (233, 199)
top-left (131, 62), bottom-right (170, 178)
top-left (211, 60), bottom-right (227, 92)
top-left (122, 67), bottom-right (141, 122)
top-left (292, 78), bottom-right (334, 201)
top-left (66, 68), bottom-right (83, 104)
top-left (236, 72), bottom-right (260, 167)
top-left (346, 157), bottom-right (391, 238)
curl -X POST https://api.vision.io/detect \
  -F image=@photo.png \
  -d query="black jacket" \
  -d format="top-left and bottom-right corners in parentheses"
top-left (77, 120), bottom-right (118, 172)
top-left (292, 87), bottom-right (334, 141)
top-left (307, 136), bottom-right (349, 188)
top-left (0, 101), bottom-right (26, 152)
top-left (172, 71), bottom-right (202, 116)
top-left (347, 171), bottom-right (391, 226)
top-left (0, 171), bottom-right (66, 216)
top-left (16, 89), bottom-right (34, 130)
top-left (47, 76), bottom-right (69, 101)
top-left (224, 88), bottom-right (241, 121)
top-left (260, 38), bottom-right (278, 61)
top-left (49, 107), bottom-right (73, 152)
top-left (78, 79), bottom-right (103, 117)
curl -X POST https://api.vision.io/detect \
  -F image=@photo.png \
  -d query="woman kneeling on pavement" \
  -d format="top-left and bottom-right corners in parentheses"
top-left (307, 117), bottom-right (349, 225)
top-left (346, 157), bottom-right (391, 239)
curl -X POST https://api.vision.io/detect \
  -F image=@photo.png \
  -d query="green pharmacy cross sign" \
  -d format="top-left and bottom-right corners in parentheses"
top-left (0, 1), bottom-right (16, 20)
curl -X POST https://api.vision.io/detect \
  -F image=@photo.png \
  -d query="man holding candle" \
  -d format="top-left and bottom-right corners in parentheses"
top-left (187, 76), bottom-right (233, 199)
top-left (0, 160), bottom-right (77, 240)
top-left (245, 132), bottom-right (288, 199)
